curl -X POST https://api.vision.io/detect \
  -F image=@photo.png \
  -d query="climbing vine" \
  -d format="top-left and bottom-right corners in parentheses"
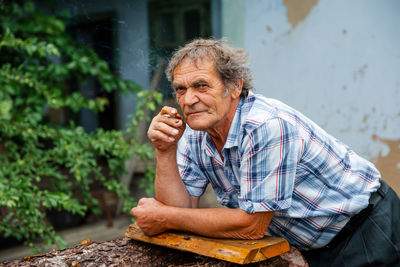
top-left (0, 1), bottom-right (160, 251)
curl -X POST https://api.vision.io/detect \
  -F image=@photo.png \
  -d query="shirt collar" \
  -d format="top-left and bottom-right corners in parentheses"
top-left (223, 96), bottom-right (244, 150)
top-left (200, 96), bottom-right (245, 152)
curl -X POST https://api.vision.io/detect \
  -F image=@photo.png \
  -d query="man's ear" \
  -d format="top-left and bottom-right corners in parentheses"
top-left (231, 78), bottom-right (243, 99)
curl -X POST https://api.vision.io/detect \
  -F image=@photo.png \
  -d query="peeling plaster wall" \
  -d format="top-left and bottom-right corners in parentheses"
top-left (239, 0), bottom-right (400, 192)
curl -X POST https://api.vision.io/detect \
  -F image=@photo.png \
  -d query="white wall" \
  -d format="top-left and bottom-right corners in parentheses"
top-left (233, 0), bottom-right (400, 190)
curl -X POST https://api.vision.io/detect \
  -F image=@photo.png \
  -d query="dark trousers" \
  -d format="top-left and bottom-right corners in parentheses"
top-left (302, 180), bottom-right (400, 267)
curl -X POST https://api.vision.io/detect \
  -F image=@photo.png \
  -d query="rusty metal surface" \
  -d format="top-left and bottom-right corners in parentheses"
top-left (125, 224), bottom-right (290, 264)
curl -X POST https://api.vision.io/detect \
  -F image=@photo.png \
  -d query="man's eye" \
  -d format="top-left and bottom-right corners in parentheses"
top-left (197, 84), bottom-right (208, 89)
top-left (175, 87), bottom-right (186, 93)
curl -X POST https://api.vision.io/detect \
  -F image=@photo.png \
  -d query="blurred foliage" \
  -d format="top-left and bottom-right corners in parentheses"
top-left (139, 166), bottom-right (156, 197)
top-left (0, 1), bottom-right (161, 251)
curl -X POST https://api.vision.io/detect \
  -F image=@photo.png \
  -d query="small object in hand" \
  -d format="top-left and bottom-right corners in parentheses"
top-left (161, 109), bottom-right (183, 120)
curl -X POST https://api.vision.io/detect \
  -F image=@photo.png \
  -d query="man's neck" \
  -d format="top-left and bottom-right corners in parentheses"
top-left (207, 98), bottom-right (240, 157)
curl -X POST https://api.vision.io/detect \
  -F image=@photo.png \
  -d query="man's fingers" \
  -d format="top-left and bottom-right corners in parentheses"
top-left (155, 121), bottom-right (181, 136)
top-left (149, 129), bottom-right (177, 143)
top-left (132, 198), bottom-right (147, 216)
top-left (159, 115), bottom-right (183, 126)
top-left (148, 120), bottom-right (183, 143)
top-left (146, 107), bottom-right (186, 151)
top-left (138, 197), bottom-right (151, 205)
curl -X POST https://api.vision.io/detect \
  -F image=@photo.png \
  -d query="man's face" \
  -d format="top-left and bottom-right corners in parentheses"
top-left (172, 57), bottom-right (238, 132)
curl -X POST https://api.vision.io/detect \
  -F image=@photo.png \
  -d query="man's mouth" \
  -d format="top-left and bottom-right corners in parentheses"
top-left (186, 111), bottom-right (203, 116)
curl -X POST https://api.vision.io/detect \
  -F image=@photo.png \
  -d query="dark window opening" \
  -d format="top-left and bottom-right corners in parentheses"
top-left (68, 15), bottom-right (117, 132)
top-left (184, 9), bottom-right (201, 40)
top-left (161, 13), bottom-right (175, 43)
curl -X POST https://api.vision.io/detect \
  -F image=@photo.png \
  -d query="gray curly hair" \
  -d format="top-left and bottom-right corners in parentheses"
top-left (165, 38), bottom-right (254, 97)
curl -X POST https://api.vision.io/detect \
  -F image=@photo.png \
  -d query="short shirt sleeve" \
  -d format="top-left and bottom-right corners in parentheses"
top-left (238, 118), bottom-right (303, 213)
top-left (177, 136), bottom-right (209, 197)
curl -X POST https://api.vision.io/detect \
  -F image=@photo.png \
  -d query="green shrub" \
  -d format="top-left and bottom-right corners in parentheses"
top-left (0, 1), bottom-right (160, 251)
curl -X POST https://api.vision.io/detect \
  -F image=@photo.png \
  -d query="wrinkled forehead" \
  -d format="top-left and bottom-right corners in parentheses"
top-left (173, 55), bottom-right (218, 80)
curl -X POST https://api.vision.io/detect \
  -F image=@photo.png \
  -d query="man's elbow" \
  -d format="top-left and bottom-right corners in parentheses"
top-left (238, 227), bottom-right (266, 240)
top-left (239, 221), bottom-right (269, 240)
top-left (235, 210), bottom-right (273, 239)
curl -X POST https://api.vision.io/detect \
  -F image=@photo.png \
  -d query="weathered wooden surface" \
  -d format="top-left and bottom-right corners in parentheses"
top-left (125, 224), bottom-right (290, 264)
top-left (0, 237), bottom-right (295, 267)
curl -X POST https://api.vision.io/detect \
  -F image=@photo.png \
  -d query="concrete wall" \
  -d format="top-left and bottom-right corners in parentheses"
top-left (222, 0), bottom-right (400, 193)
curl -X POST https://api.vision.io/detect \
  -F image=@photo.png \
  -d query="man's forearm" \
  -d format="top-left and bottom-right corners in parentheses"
top-left (155, 149), bottom-right (193, 208)
top-left (162, 206), bottom-right (273, 240)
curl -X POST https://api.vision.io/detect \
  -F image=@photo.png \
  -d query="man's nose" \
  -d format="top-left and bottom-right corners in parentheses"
top-left (182, 88), bottom-right (198, 106)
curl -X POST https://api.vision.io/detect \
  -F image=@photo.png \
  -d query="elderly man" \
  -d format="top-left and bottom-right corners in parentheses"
top-left (131, 39), bottom-right (400, 266)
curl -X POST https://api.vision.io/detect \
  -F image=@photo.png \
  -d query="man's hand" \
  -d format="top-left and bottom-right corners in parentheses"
top-left (147, 106), bottom-right (186, 152)
top-left (130, 198), bottom-right (168, 236)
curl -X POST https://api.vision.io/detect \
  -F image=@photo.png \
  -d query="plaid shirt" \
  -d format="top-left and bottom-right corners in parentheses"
top-left (176, 92), bottom-right (381, 249)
